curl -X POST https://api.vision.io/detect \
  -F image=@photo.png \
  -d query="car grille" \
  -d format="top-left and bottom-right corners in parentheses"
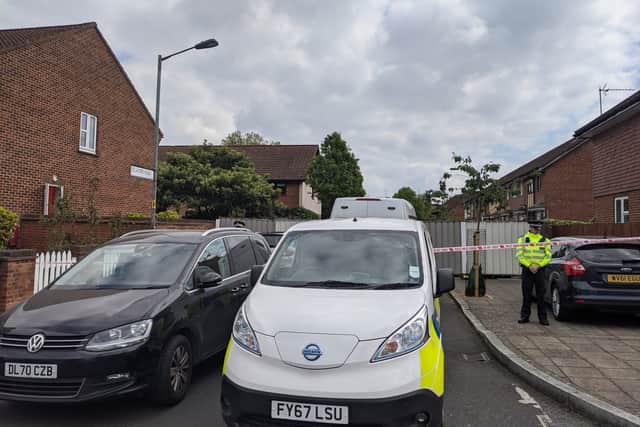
top-left (0, 378), bottom-right (83, 398)
top-left (0, 335), bottom-right (88, 350)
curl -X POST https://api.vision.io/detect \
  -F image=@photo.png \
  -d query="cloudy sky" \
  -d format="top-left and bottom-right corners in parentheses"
top-left (2, 0), bottom-right (640, 195)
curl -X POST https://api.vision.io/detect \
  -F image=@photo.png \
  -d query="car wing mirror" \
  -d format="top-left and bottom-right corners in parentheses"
top-left (250, 265), bottom-right (265, 287)
top-left (435, 268), bottom-right (455, 297)
top-left (196, 266), bottom-right (223, 288)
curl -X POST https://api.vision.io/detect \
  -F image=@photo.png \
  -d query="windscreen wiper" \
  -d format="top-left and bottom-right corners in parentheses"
top-left (300, 280), bottom-right (374, 289)
top-left (372, 282), bottom-right (416, 290)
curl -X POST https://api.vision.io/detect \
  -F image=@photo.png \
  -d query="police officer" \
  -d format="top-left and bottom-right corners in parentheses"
top-left (516, 221), bottom-right (552, 325)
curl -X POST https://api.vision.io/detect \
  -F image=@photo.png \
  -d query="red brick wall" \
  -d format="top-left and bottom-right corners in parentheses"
top-left (0, 250), bottom-right (36, 313)
top-left (18, 217), bottom-right (216, 251)
top-left (279, 182), bottom-right (301, 209)
top-left (540, 142), bottom-right (594, 220)
top-left (594, 189), bottom-right (640, 223)
top-left (592, 117), bottom-right (640, 198)
top-left (0, 25), bottom-right (154, 218)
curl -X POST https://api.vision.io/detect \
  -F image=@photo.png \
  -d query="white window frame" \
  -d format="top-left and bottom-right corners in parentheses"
top-left (44, 183), bottom-right (64, 216)
top-left (79, 112), bottom-right (98, 154)
top-left (614, 196), bottom-right (629, 224)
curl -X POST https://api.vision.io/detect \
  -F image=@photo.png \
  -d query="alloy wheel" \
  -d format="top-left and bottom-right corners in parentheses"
top-left (552, 288), bottom-right (560, 318)
top-left (169, 345), bottom-right (190, 393)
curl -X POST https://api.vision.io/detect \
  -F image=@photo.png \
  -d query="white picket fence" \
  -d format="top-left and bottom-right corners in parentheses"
top-left (34, 250), bottom-right (77, 293)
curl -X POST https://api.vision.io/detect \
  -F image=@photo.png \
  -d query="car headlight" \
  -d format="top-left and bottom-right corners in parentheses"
top-left (371, 307), bottom-right (428, 362)
top-left (85, 319), bottom-right (153, 352)
top-left (232, 306), bottom-right (261, 356)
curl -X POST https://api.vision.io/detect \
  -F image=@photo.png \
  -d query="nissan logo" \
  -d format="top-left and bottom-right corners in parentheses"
top-left (26, 334), bottom-right (45, 353)
top-left (302, 343), bottom-right (322, 361)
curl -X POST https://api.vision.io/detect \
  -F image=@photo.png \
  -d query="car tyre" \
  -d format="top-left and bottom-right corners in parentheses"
top-left (151, 334), bottom-right (193, 405)
top-left (551, 286), bottom-right (572, 321)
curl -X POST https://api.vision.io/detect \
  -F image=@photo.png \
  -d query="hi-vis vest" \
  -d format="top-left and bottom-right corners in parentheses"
top-left (516, 232), bottom-right (551, 268)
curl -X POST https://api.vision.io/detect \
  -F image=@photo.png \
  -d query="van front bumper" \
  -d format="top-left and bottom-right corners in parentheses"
top-left (221, 376), bottom-right (443, 427)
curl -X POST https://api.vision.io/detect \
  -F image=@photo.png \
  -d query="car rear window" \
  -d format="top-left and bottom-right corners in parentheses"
top-left (576, 244), bottom-right (640, 263)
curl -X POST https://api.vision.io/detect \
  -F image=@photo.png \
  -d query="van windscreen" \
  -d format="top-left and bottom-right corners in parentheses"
top-left (263, 230), bottom-right (422, 289)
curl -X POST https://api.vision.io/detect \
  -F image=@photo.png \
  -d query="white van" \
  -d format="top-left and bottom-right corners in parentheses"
top-left (330, 197), bottom-right (418, 220)
top-left (221, 218), bottom-right (454, 427)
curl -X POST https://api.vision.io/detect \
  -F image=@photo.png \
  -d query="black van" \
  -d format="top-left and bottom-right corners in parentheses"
top-left (0, 228), bottom-right (270, 404)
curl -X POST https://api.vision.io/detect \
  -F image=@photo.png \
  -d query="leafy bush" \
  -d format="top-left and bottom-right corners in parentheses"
top-left (157, 210), bottom-right (181, 221)
top-left (126, 212), bottom-right (150, 220)
top-left (286, 207), bottom-right (320, 220)
top-left (544, 218), bottom-right (595, 226)
top-left (0, 206), bottom-right (19, 250)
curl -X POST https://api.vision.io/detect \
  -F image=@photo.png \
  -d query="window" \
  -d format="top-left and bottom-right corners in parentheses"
top-left (534, 176), bottom-right (542, 192)
top-left (251, 238), bottom-right (271, 264)
top-left (198, 239), bottom-right (231, 278)
top-left (263, 230), bottom-right (422, 288)
top-left (53, 243), bottom-right (197, 289)
top-left (527, 180), bottom-right (534, 194)
top-left (79, 112), bottom-right (97, 154)
top-left (274, 182), bottom-right (287, 195)
top-left (511, 182), bottom-right (522, 198)
top-left (551, 245), bottom-right (566, 259)
top-left (615, 196), bottom-right (629, 224)
top-left (226, 236), bottom-right (257, 274)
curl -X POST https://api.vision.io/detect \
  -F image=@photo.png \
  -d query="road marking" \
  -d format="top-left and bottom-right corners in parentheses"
top-left (537, 414), bottom-right (553, 427)
top-left (514, 386), bottom-right (552, 426)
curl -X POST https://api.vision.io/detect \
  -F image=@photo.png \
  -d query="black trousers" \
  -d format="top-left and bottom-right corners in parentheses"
top-left (520, 267), bottom-right (547, 321)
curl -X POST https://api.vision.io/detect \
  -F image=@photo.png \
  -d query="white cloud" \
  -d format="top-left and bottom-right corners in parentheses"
top-left (2, 0), bottom-right (640, 196)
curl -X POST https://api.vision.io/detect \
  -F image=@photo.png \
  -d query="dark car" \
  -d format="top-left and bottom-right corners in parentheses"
top-left (543, 237), bottom-right (640, 320)
top-left (259, 232), bottom-right (283, 249)
top-left (0, 228), bottom-right (270, 404)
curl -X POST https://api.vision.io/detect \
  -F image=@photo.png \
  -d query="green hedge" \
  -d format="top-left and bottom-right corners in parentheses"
top-left (0, 206), bottom-right (19, 249)
top-left (544, 218), bottom-right (595, 226)
top-left (157, 210), bottom-right (181, 221)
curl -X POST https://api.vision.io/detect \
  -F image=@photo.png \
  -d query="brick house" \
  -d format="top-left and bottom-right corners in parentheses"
top-left (488, 138), bottom-right (594, 222)
top-left (0, 22), bottom-right (156, 222)
top-left (574, 90), bottom-right (640, 223)
top-left (443, 194), bottom-right (465, 221)
top-left (159, 144), bottom-right (322, 215)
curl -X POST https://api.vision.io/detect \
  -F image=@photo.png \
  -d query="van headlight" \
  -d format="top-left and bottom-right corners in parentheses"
top-left (86, 319), bottom-right (153, 352)
top-left (233, 306), bottom-right (261, 356)
top-left (371, 307), bottom-right (428, 362)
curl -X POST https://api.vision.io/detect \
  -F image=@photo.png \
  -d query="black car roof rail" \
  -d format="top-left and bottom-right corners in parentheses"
top-left (119, 229), bottom-right (180, 238)
top-left (201, 227), bottom-right (251, 237)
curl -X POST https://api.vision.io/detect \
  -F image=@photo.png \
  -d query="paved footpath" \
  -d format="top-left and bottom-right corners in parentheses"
top-left (453, 278), bottom-right (640, 417)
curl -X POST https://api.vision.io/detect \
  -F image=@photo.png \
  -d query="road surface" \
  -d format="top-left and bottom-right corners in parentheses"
top-left (0, 296), bottom-right (597, 426)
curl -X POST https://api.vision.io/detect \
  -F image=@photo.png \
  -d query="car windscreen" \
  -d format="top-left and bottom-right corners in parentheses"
top-left (576, 244), bottom-right (640, 263)
top-left (263, 230), bottom-right (422, 289)
top-left (52, 243), bottom-right (198, 289)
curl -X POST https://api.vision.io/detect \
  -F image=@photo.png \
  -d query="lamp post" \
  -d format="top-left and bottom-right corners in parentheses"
top-left (151, 38), bottom-right (218, 228)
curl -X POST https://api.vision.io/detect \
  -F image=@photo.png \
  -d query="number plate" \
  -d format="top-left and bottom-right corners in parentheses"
top-left (4, 362), bottom-right (58, 379)
top-left (271, 400), bottom-right (348, 424)
top-left (607, 274), bottom-right (640, 283)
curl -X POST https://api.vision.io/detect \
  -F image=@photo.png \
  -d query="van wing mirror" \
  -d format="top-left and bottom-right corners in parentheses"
top-left (435, 268), bottom-right (455, 297)
top-left (250, 265), bottom-right (264, 287)
top-left (195, 266), bottom-right (223, 288)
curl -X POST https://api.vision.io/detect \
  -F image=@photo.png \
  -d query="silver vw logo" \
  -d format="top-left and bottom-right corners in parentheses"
top-left (26, 334), bottom-right (45, 353)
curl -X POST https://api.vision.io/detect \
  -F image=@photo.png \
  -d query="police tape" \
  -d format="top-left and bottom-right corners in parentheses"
top-left (432, 236), bottom-right (640, 254)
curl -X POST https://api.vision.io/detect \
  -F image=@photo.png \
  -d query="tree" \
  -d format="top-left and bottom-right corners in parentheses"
top-left (306, 132), bottom-right (365, 218)
top-left (422, 175), bottom-right (453, 220)
top-left (158, 146), bottom-right (279, 219)
top-left (393, 187), bottom-right (428, 220)
top-left (446, 153), bottom-right (505, 296)
top-left (221, 130), bottom-right (280, 146)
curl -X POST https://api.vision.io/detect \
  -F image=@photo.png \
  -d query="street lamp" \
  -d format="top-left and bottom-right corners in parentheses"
top-left (151, 38), bottom-right (219, 228)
